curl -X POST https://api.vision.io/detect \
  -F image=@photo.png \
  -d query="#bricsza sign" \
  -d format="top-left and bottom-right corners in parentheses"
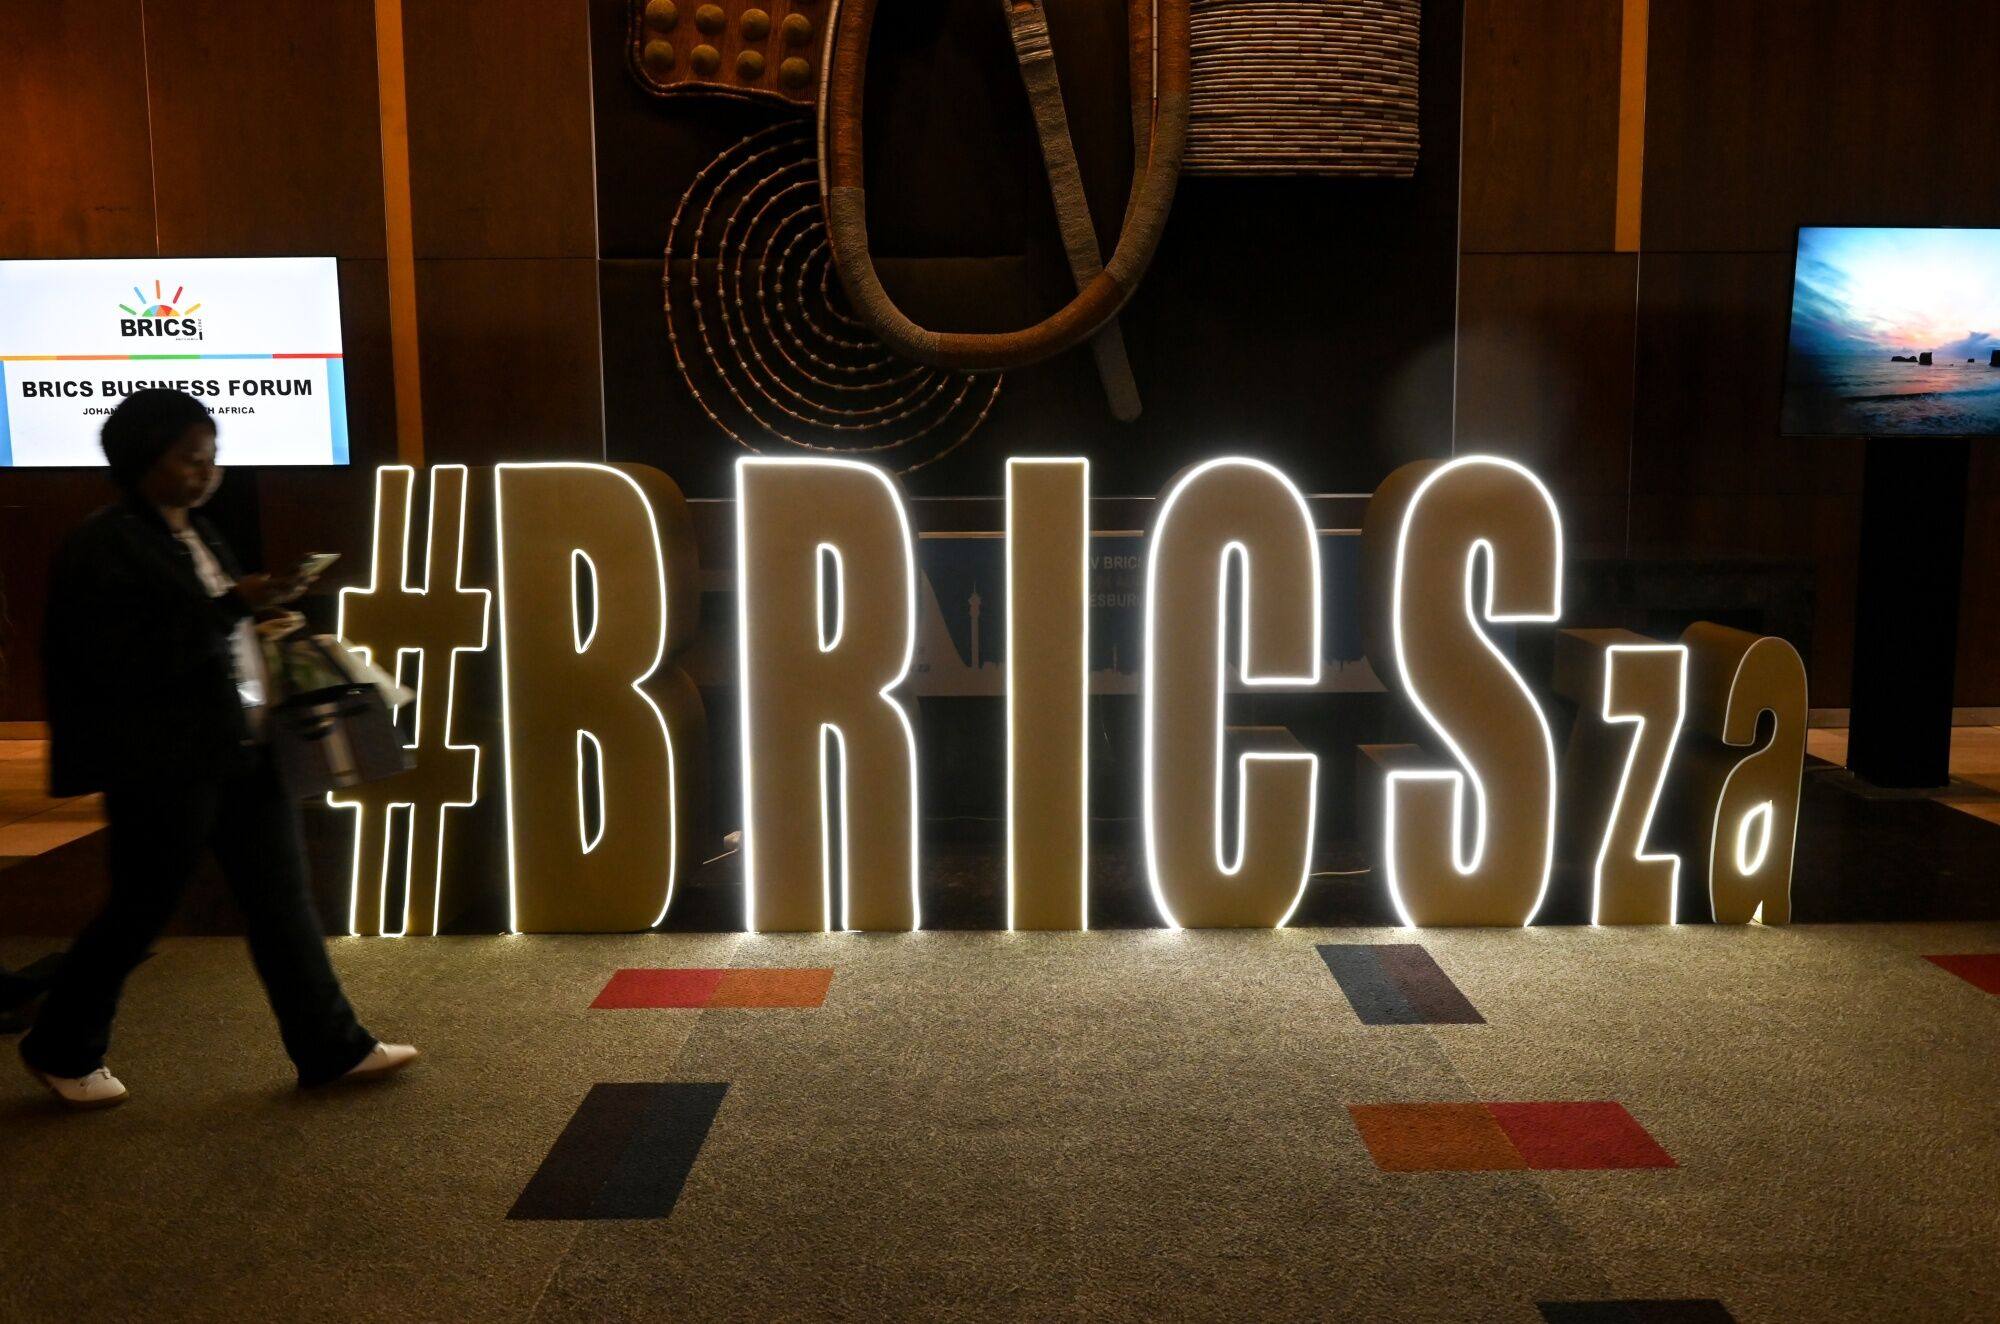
top-left (334, 456), bottom-right (1805, 937)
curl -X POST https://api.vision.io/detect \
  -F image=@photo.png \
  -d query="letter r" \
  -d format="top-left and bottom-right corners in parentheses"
top-left (737, 458), bottom-right (919, 932)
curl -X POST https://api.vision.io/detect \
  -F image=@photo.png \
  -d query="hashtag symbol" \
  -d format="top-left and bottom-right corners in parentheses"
top-left (333, 465), bottom-right (491, 936)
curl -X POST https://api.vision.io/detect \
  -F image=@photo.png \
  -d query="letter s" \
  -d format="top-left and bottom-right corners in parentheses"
top-left (1362, 456), bottom-right (1563, 926)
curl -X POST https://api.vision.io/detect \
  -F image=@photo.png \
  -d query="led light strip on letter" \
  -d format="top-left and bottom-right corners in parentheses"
top-left (1551, 629), bottom-right (1689, 924)
top-left (333, 464), bottom-right (489, 937)
top-left (1679, 621), bottom-right (1806, 924)
top-left (737, 457), bottom-right (920, 932)
top-left (1143, 457), bottom-right (1322, 929)
top-left (1593, 643), bottom-right (1688, 925)
top-left (494, 462), bottom-right (700, 933)
top-left (1554, 630), bottom-right (1688, 924)
top-left (1006, 458), bottom-right (1090, 931)
top-left (1361, 456), bottom-right (1563, 927)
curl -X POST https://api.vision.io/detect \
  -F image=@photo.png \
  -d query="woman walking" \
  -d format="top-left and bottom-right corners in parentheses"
top-left (19, 388), bottom-right (415, 1109)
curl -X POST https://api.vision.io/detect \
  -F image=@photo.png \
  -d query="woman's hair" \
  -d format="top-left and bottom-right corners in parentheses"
top-left (100, 388), bottom-right (214, 493)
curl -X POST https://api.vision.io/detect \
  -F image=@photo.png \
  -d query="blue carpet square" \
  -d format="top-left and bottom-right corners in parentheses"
top-left (1317, 943), bottom-right (1483, 1024)
top-left (1537, 1301), bottom-right (1735, 1323)
top-left (508, 1082), bottom-right (727, 1220)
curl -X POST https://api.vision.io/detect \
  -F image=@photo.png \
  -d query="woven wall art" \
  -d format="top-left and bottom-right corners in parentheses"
top-left (662, 122), bottom-right (1001, 475)
top-left (1182, 0), bottom-right (1420, 176)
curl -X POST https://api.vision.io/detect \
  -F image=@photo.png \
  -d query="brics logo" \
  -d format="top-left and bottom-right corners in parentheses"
top-left (118, 279), bottom-right (204, 339)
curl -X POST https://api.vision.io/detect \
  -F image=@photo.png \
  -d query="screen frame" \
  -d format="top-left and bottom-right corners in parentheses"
top-left (1779, 222), bottom-right (2000, 441)
top-left (0, 253), bottom-right (355, 471)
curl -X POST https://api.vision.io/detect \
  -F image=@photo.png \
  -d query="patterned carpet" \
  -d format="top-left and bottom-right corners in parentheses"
top-left (3, 923), bottom-right (1995, 1321)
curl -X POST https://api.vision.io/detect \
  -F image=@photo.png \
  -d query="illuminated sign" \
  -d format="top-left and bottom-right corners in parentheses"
top-left (494, 462), bottom-right (702, 934)
top-left (1361, 457), bottom-right (1562, 927)
top-left (1144, 458), bottom-right (1322, 929)
top-left (0, 256), bottom-right (349, 467)
top-left (1006, 458), bottom-right (1090, 931)
top-left (736, 457), bottom-right (920, 933)
top-left (1552, 629), bottom-right (1687, 926)
top-left (333, 463), bottom-right (488, 937)
top-left (338, 455), bottom-right (1809, 934)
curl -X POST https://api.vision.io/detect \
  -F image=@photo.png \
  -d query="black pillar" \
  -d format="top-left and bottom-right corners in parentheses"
top-left (1847, 437), bottom-right (1970, 788)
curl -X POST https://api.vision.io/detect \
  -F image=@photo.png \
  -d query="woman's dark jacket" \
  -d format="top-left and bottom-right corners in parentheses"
top-left (44, 499), bottom-right (257, 796)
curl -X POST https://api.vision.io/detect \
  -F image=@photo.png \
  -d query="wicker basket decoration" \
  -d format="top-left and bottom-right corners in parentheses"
top-left (1183, 0), bottom-right (1420, 177)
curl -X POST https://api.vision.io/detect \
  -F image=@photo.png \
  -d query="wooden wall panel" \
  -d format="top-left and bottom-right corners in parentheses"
top-left (1642, 0), bottom-right (2000, 254)
top-left (1628, 251), bottom-right (1865, 499)
top-left (1956, 447), bottom-right (2000, 713)
top-left (403, 0), bottom-right (597, 260)
top-left (0, 0), bottom-right (156, 258)
top-left (414, 257), bottom-right (604, 463)
top-left (403, 0), bottom-right (601, 463)
top-left (1629, 492), bottom-right (1859, 704)
top-left (254, 260), bottom-right (399, 595)
top-left (1627, 252), bottom-right (1866, 704)
top-left (1459, 0), bottom-right (1624, 253)
top-left (1635, 2), bottom-right (2000, 703)
top-left (141, 0), bottom-right (385, 258)
top-left (0, 474), bottom-right (118, 720)
top-left (1455, 253), bottom-right (1636, 548)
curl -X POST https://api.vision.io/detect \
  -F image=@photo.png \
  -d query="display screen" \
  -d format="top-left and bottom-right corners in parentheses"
top-left (0, 256), bottom-right (348, 466)
top-left (1781, 227), bottom-right (2000, 437)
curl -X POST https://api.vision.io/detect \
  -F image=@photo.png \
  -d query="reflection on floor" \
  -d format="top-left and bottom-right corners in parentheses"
top-left (1806, 724), bottom-right (2000, 826)
top-left (0, 740), bottom-right (103, 868)
top-left (2, 926), bottom-right (1994, 1321)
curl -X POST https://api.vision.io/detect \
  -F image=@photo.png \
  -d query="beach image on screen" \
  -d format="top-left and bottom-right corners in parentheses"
top-left (1781, 227), bottom-right (2000, 437)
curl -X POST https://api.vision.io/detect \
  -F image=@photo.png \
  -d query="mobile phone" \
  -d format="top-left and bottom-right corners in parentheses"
top-left (292, 552), bottom-right (341, 581)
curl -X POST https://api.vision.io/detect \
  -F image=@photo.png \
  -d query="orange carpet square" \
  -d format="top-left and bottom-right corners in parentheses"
top-left (1348, 1102), bottom-right (1528, 1172)
top-left (707, 968), bottom-right (834, 1008)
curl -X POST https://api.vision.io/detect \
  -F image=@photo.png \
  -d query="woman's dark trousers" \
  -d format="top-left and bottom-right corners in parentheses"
top-left (20, 749), bottom-right (375, 1086)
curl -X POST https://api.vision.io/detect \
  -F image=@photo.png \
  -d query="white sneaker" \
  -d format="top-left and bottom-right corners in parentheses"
top-left (341, 1042), bottom-right (419, 1082)
top-left (26, 1062), bottom-right (128, 1110)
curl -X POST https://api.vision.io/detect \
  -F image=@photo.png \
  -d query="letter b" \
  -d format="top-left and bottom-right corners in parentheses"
top-left (494, 463), bottom-right (702, 933)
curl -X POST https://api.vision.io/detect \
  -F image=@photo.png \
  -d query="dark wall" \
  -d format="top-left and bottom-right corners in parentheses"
top-left (0, 0), bottom-right (397, 721)
top-left (402, 0), bottom-right (606, 466)
top-left (4, 0), bottom-right (1999, 720)
top-left (1455, 0), bottom-right (2000, 708)
top-left (593, 0), bottom-right (1465, 498)
top-left (1636, 0), bottom-right (2000, 711)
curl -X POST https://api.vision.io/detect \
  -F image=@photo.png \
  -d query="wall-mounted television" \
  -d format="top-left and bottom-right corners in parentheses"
top-left (1781, 226), bottom-right (2000, 438)
top-left (0, 256), bottom-right (348, 467)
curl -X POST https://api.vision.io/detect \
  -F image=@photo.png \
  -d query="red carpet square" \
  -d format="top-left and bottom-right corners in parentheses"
top-left (1488, 1102), bottom-right (1677, 1170)
top-left (708, 968), bottom-right (833, 1008)
top-left (591, 968), bottom-right (726, 1009)
top-left (1349, 1103), bottom-right (1527, 1171)
top-left (1923, 953), bottom-right (2000, 995)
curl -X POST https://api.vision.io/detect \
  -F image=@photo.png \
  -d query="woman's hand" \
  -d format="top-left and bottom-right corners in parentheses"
top-left (235, 572), bottom-right (306, 610)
